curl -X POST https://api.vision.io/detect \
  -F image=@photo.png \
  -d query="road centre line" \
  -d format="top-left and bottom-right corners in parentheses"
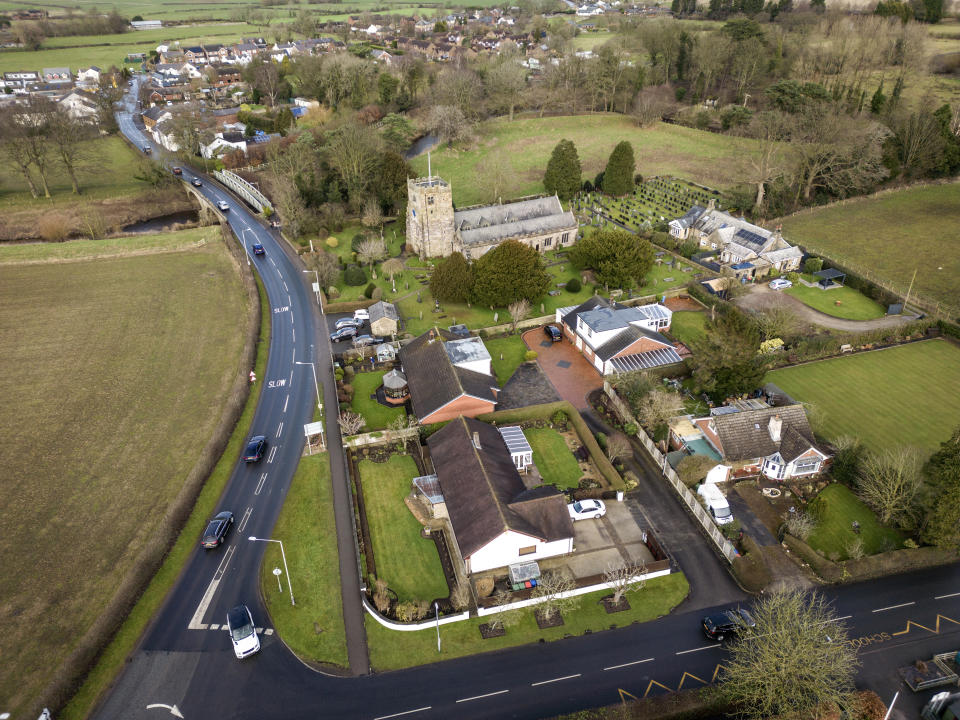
top-left (238, 506), bottom-right (253, 532)
top-left (283, 282), bottom-right (288, 292)
top-left (283, 394), bottom-right (289, 412)
top-left (292, 327), bottom-right (295, 343)
top-left (267, 445), bottom-right (278, 463)
top-left (531, 674), bottom-right (581, 686)
top-left (254, 473), bottom-right (267, 496)
top-left (455, 690), bottom-right (509, 703)
top-left (276, 422), bottom-right (283, 437)
top-left (936, 592), bottom-right (960, 600)
top-left (604, 658), bottom-right (655, 671)
top-left (187, 545), bottom-right (236, 630)
top-left (676, 646), bottom-right (717, 655)
top-left (872, 602), bottom-right (915, 613)
top-left (373, 707), bottom-right (432, 720)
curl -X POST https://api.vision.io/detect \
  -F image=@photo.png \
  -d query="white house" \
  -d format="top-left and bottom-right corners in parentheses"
top-left (201, 130), bottom-right (248, 158)
top-left (428, 417), bottom-right (574, 575)
top-left (76, 66), bottom-right (101, 84)
top-left (576, 5), bottom-right (605, 15)
top-left (57, 91), bottom-right (100, 122)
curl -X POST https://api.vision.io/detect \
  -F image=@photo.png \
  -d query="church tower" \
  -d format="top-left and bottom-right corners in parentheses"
top-left (406, 166), bottom-right (455, 259)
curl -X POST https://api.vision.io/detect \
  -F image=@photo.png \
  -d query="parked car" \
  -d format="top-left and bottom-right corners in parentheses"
top-left (171, 166), bottom-right (182, 176)
top-left (334, 317), bottom-right (362, 330)
top-left (252, 242), bottom-right (265, 256)
top-left (769, 278), bottom-right (792, 290)
top-left (142, 146), bottom-right (151, 154)
top-left (201, 511), bottom-right (234, 549)
top-left (544, 324), bottom-right (562, 342)
top-left (354, 334), bottom-right (384, 347)
top-left (702, 608), bottom-right (756, 641)
top-left (353, 309), bottom-right (370, 322)
top-left (243, 435), bottom-right (266, 462)
top-left (567, 498), bottom-right (606, 521)
top-left (330, 326), bottom-right (358, 342)
top-left (192, 178), bottom-right (202, 187)
top-left (226, 604), bottom-right (260, 659)
top-left (217, 200), bottom-right (229, 211)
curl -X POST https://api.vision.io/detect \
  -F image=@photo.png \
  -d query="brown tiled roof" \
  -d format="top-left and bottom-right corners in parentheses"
top-left (712, 404), bottom-right (819, 462)
top-left (428, 417), bottom-right (573, 559)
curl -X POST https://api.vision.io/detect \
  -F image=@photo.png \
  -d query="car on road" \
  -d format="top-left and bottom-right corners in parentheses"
top-left (769, 278), bottom-right (792, 290)
top-left (142, 146), bottom-right (151, 154)
top-left (702, 608), bottom-right (756, 641)
top-left (217, 200), bottom-right (229, 211)
top-left (544, 324), bottom-right (562, 342)
top-left (567, 498), bottom-right (606, 521)
top-left (243, 435), bottom-right (266, 462)
top-left (192, 178), bottom-right (202, 187)
top-left (330, 326), bottom-right (358, 342)
top-left (171, 166), bottom-right (182, 175)
top-left (353, 309), bottom-right (370, 322)
top-left (353, 334), bottom-right (384, 347)
top-left (201, 511), bottom-right (234, 549)
top-left (252, 242), bottom-right (265, 256)
top-left (334, 317), bottom-right (362, 330)
top-left (227, 605), bottom-right (260, 659)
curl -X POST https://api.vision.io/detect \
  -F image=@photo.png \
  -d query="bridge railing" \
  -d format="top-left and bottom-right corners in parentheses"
top-left (213, 169), bottom-right (272, 214)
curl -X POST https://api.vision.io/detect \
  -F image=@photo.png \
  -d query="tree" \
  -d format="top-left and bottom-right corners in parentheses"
top-left (804, 256), bottom-right (823, 274)
top-left (738, 111), bottom-right (790, 214)
top-left (531, 568), bottom-right (580, 622)
top-left (613, 371), bottom-right (656, 418)
top-left (338, 411), bottom-right (367, 435)
top-left (476, 152), bottom-right (510, 204)
top-left (602, 141), bottom-right (635, 196)
top-left (471, 240), bottom-right (551, 306)
top-left (604, 562), bottom-right (647, 604)
top-left (508, 299), bottom-right (530, 333)
top-left (306, 249), bottom-right (340, 290)
top-left (485, 59), bottom-right (527, 121)
top-left (327, 123), bottom-right (381, 206)
top-left (857, 445), bottom-right (925, 527)
top-left (425, 104), bottom-right (470, 145)
top-left (378, 72), bottom-right (399, 105)
top-left (430, 252), bottom-right (474, 303)
top-left (543, 139), bottom-right (582, 202)
top-left (677, 454), bottom-right (719, 487)
top-left (721, 591), bottom-right (859, 720)
top-left (269, 175), bottom-right (309, 239)
top-left (44, 103), bottom-right (88, 194)
top-left (486, 590), bottom-right (522, 632)
top-left (250, 58), bottom-right (282, 107)
top-left (889, 108), bottom-right (946, 179)
top-left (370, 150), bottom-right (414, 215)
top-left (0, 112), bottom-right (41, 199)
top-left (752, 299), bottom-right (801, 340)
top-left (357, 237), bottom-right (387, 267)
top-left (636, 388), bottom-right (685, 432)
top-left (361, 198), bottom-right (384, 231)
top-left (689, 310), bottom-right (766, 402)
top-left (920, 426), bottom-right (960, 546)
top-left (11, 21), bottom-right (44, 50)
top-left (606, 434), bottom-right (631, 465)
top-left (380, 113), bottom-right (415, 153)
top-left (569, 228), bottom-right (654, 290)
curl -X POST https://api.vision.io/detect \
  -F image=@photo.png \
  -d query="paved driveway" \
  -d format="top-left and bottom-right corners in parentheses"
top-left (522, 327), bottom-right (602, 410)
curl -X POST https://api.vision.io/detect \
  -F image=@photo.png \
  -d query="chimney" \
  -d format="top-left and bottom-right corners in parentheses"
top-left (768, 415), bottom-right (782, 444)
top-left (472, 431), bottom-right (481, 450)
top-left (427, 329), bottom-right (435, 343)
top-left (707, 198), bottom-right (716, 211)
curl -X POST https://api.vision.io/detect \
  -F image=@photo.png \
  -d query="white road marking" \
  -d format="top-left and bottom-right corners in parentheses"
top-left (283, 282), bottom-right (288, 292)
top-left (238, 506), bottom-right (253, 532)
top-left (269, 258), bottom-right (277, 268)
top-left (531, 674), bottom-right (580, 686)
top-left (254, 473), bottom-right (267, 496)
top-left (289, 369), bottom-right (294, 384)
top-left (292, 327), bottom-right (295, 343)
top-left (287, 294), bottom-right (292, 306)
top-left (603, 658), bottom-right (655, 671)
top-left (255, 627), bottom-right (263, 634)
top-left (676, 646), bottom-right (717, 655)
top-left (210, 624), bottom-right (219, 630)
top-left (188, 545), bottom-right (236, 630)
top-left (264, 628), bottom-right (274, 635)
top-left (373, 708), bottom-right (432, 720)
top-left (872, 602), bottom-right (915, 613)
top-left (827, 615), bottom-right (852, 622)
top-left (456, 690), bottom-right (509, 703)
top-left (936, 592), bottom-right (960, 600)
top-left (267, 445), bottom-right (278, 463)
top-left (283, 394), bottom-right (289, 413)
top-left (276, 422), bottom-right (283, 437)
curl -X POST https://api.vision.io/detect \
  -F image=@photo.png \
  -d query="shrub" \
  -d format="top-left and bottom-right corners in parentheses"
top-left (677, 454), bottom-right (718, 487)
top-left (623, 422), bottom-right (638, 436)
top-left (786, 271), bottom-right (800, 283)
top-left (326, 236), bottom-right (339, 248)
top-left (595, 432), bottom-right (607, 450)
top-left (37, 214), bottom-right (72, 242)
top-left (327, 286), bottom-right (340, 299)
top-left (566, 277), bottom-right (582, 293)
top-left (551, 410), bottom-right (568, 428)
top-left (524, 350), bottom-right (538, 361)
top-left (785, 511), bottom-right (815, 541)
top-left (351, 232), bottom-right (367, 252)
top-left (364, 282), bottom-right (376, 299)
top-left (804, 256), bottom-right (823, 274)
top-left (334, 368), bottom-right (345, 381)
top-left (344, 264), bottom-right (366, 286)
top-left (623, 470), bottom-right (639, 490)
top-left (371, 286), bottom-right (383, 301)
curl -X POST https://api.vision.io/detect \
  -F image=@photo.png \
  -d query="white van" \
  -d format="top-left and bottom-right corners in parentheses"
top-left (697, 483), bottom-right (734, 525)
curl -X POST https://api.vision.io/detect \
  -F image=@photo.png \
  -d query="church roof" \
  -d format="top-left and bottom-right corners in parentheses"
top-left (454, 196), bottom-right (576, 248)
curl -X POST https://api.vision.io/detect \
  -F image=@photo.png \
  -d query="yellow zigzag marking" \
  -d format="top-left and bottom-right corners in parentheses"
top-left (618, 688), bottom-right (639, 704)
top-left (643, 679), bottom-right (674, 697)
top-left (892, 614), bottom-right (960, 637)
top-left (711, 664), bottom-right (725, 683)
top-left (676, 671), bottom-right (708, 690)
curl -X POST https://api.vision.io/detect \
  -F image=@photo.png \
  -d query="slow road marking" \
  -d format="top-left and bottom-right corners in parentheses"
top-left (455, 690), bottom-right (508, 703)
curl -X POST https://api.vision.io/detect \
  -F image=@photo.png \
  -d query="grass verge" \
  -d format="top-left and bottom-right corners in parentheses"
top-left (806, 484), bottom-right (902, 561)
top-left (527, 427), bottom-right (582, 489)
top-left (351, 370), bottom-right (405, 430)
top-left (366, 572), bottom-right (689, 670)
top-left (259, 453), bottom-right (348, 668)
top-left (485, 334), bottom-right (529, 386)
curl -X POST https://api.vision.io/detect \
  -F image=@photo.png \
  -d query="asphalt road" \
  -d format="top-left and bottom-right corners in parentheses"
top-left (94, 86), bottom-right (960, 720)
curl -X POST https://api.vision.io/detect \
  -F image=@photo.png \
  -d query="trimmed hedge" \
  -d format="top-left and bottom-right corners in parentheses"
top-left (784, 534), bottom-right (842, 582)
top-left (731, 534), bottom-right (772, 592)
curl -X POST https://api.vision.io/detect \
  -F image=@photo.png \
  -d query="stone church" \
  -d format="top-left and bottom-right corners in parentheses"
top-left (406, 174), bottom-right (579, 259)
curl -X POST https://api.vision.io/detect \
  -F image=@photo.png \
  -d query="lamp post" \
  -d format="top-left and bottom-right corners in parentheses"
top-left (434, 601), bottom-right (441, 653)
top-left (302, 269), bottom-right (322, 310)
top-left (240, 228), bottom-right (252, 266)
top-left (248, 536), bottom-right (294, 606)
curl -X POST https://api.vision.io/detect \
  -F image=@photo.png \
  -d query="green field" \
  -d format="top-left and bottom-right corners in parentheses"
top-left (0, 229), bottom-right (248, 717)
top-left (780, 182), bottom-right (960, 317)
top-left (784, 275), bottom-right (886, 321)
top-left (484, 334), bottom-right (529, 386)
top-left (669, 311), bottom-right (706, 346)
top-left (260, 453), bottom-right (348, 667)
top-left (806, 484), bottom-right (903, 560)
top-left (351, 370), bottom-right (406, 430)
top-left (410, 115), bottom-right (763, 207)
top-left (765, 339), bottom-right (960, 454)
top-left (527, 427), bottom-right (582, 489)
top-left (360, 455), bottom-right (448, 604)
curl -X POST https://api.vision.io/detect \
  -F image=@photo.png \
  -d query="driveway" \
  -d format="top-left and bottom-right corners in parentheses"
top-left (735, 284), bottom-right (917, 331)
top-left (522, 328), bottom-right (602, 410)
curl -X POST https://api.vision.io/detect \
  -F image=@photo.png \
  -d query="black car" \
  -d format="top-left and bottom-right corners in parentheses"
top-left (544, 324), bottom-right (562, 342)
top-left (243, 435), bottom-right (266, 462)
top-left (330, 326), bottom-right (358, 342)
top-left (252, 242), bottom-right (265, 256)
top-left (201, 511), bottom-right (234, 549)
top-left (192, 178), bottom-right (202, 187)
top-left (353, 334), bottom-right (384, 347)
top-left (702, 608), bottom-right (756, 641)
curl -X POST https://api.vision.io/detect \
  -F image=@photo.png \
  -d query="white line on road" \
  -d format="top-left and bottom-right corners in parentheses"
top-left (604, 658), bottom-right (655, 671)
top-left (531, 674), bottom-right (581, 687)
top-left (283, 394), bottom-right (289, 413)
top-left (292, 327), bottom-right (295, 343)
top-left (264, 628), bottom-right (274, 635)
top-left (676, 646), bottom-right (717, 655)
top-left (373, 707), bottom-right (432, 720)
top-left (238, 506), bottom-right (253, 532)
top-left (872, 602), bottom-right (915, 613)
top-left (188, 545), bottom-right (235, 630)
top-left (269, 258), bottom-right (277, 268)
top-left (209, 624), bottom-right (219, 630)
top-left (828, 615), bottom-right (853, 622)
top-left (283, 282), bottom-right (288, 292)
top-left (276, 422), bottom-right (283, 437)
top-left (267, 445), bottom-right (278, 464)
top-left (456, 690), bottom-right (509, 703)
top-left (254, 473), bottom-right (267, 496)
top-left (936, 592), bottom-right (960, 600)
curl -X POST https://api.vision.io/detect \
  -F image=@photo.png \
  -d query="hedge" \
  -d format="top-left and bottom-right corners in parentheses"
top-left (783, 534), bottom-right (843, 582)
top-left (730, 533), bottom-right (772, 592)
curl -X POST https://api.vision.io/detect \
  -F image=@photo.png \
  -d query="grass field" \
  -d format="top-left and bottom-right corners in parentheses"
top-left (410, 115), bottom-right (762, 207)
top-left (0, 229), bottom-right (248, 717)
top-left (484, 334), bottom-right (529, 386)
top-left (669, 311), bottom-right (707, 346)
top-left (260, 453), bottom-right (348, 667)
top-left (780, 182), bottom-right (960, 316)
top-left (351, 370), bottom-right (406, 430)
top-left (366, 572), bottom-right (689, 670)
top-left (784, 275), bottom-right (886, 321)
top-left (527, 427), bottom-right (582, 489)
top-left (360, 455), bottom-right (448, 604)
top-left (806, 484), bottom-right (902, 560)
top-left (765, 339), bottom-right (960, 454)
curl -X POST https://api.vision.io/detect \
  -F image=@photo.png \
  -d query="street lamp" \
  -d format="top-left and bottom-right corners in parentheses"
top-left (294, 360), bottom-right (321, 412)
top-left (302, 269), bottom-right (322, 310)
top-left (248, 536), bottom-right (294, 606)
top-left (434, 601), bottom-right (441, 653)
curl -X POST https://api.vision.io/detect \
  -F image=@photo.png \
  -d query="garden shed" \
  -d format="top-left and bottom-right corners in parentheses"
top-left (369, 301), bottom-right (399, 336)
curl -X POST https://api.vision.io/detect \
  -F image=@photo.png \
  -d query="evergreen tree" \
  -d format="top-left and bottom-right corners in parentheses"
top-left (543, 139), bottom-right (582, 202)
top-left (430, 252), bottom-right (474, 303)
top-left (870, 82), bottom-right (886, 115)
top-left (688, 309), bottom-right (767, 402)
top-left (921, 427), bottom-right (960, 546)
top-left (602, 141), bottom-right (635, 197)
top-left (471, 240), bottom-right (551, 306)
top-left (933, 104), bottom-right (960, 175)
top-left (569, 228), bottom-right (654, 289)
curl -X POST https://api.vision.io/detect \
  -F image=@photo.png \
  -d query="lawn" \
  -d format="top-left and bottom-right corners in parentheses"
top-left (780, 182), bottom-right (960, 316)
top-left (526, 427), bottom-right (582, 489)
top-left (485, 334), bottom-right (529, 386)
top-left (410, 115), bottom-right (763, 207)
top-left (0, 230), bottom-right (249, 718)
top-left (765, 339), bottom-right (960, 454)
top-left (669, 311), bottom-right (707, 346)
top-left (360, 455), bottom-right (449, 604)
top-left (351, 370), bottom-right (406, 430)
top-left (783, 275), bottom-right (886, 321)
top-left (366, 572), bottom-right (689, 670)
top-left (806, 484), bottom-right (903, 561)
top-left (260, 453), bottom-right (348, 667)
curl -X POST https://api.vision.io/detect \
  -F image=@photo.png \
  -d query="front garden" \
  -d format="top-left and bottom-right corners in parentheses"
top-left (349, 370), bottom-right (406, 430)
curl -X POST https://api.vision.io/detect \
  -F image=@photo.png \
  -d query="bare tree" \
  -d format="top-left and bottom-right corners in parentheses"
top-left (606, 433), bottom-right (631, 465)
top-left (381, 258), bottom-right (404, 282)
top-left (532, 569), bottom-right (580, 622)
top-left (425, 104), bottom-right (470, 146)
top-left (635, 387), bottom-right (684, 430)
top-left (306, 249), bottom-right (341, 291)
top-left (785, 511), bottom-right (816, 541)
top-left (44, 103), bottom-right (89, 194)
top-left (0, 113), bottom-right (41, 198)
top-left (604, 562), bottom-right (647, 604)
top-left (252, 59), bottom-right (282, 107)
top-left (268, 175), bottom-right (309, 239)
top-left (486, 589), bottom-right (521, 632)
top-left (357, 237), bottom-right (387, 268)
top-left (753, 299), bottom-right (801, 340)
top-left (485, 59), bottom-right (527, 121)
top-left (476, 152), bottom-right (511, 204)
top-left (338, 410), bottom-right (367, 436)
top-left (326, 123), bottom-right (381, 203)
top-left (508, 299), bottom-right (530, 333)
top-left (361, 198), bottom-right (384, 230)
top-left (857, 446), bottom-right (924, 527)
top-left (889, 108), bottom-right (945, 179)
top-left (739, 111), bottom-right (790, 215)
top-left (79, 207), bottom-right (106, 240)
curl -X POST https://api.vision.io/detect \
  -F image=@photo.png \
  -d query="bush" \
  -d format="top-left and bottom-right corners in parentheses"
top-left (351, 233), bottom-right (367, 252)
top-left (623, 422), bottom-right (637, 436)
top-left (327, 286), bottom-right (340, 299)
top-left (677, 454), bottom-right (718, 487)
top-left (364, 282), bottom-right (376, 299)
top-left (371, 286), bottom-right (383, 301)
top-left (566, 277), bottom-right (582, 293)
top-left (326, 237), bottom-right (339, 248)
top-left (551, 410), bottom-right (568, 428)
top-left (786, 271), bottom-right (800, 283)
top-left (595, 432), bottom-right (607, 450)
top-left (344, 265), bottom-right (366, 286)
top-left (804, 256), bottom-right (823, 274)
top-left (623, 470), bottom-right (639, 490)
top-left (524, 350), bottom-right (538, 361)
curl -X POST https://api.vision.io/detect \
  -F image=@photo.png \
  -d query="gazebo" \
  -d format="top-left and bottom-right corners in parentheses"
top-left (813, 268), bottom-right (846, 288)
top-left (382, 368), bottom-right (408, 405)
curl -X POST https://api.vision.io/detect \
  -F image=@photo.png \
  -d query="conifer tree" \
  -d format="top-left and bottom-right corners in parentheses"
top-left (543, 139), bottom-right (582, 201)
top-left (602, 141), bottom-right (636, 196)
